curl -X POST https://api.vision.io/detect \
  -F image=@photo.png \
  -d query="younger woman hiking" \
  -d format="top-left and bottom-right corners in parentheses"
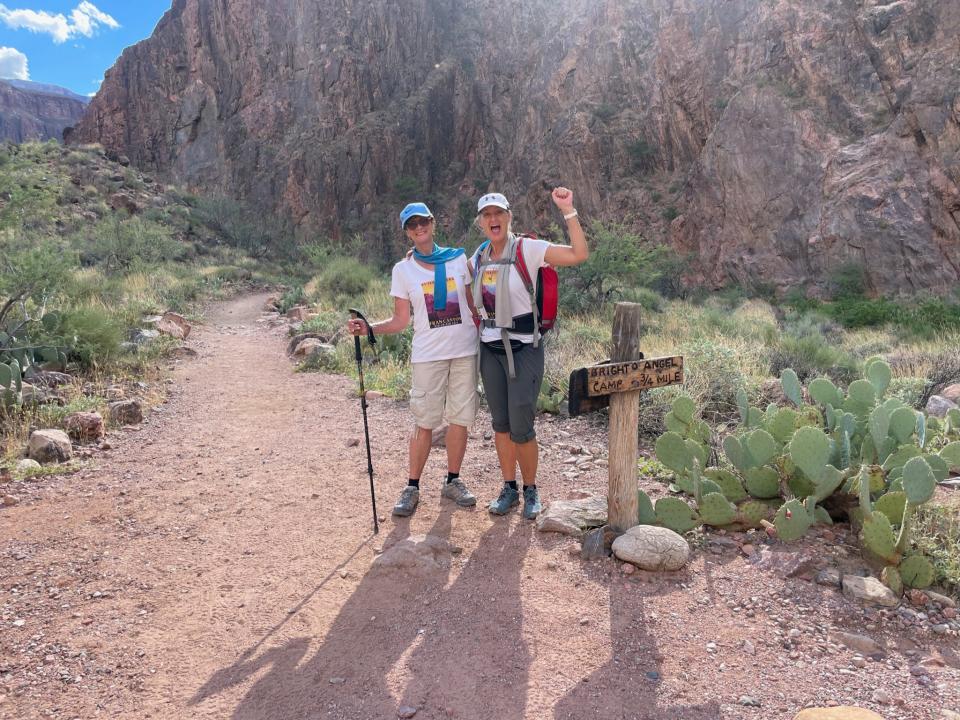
top-left (347, 202), bottom-right (480, 517)
top-left (471, 187), bottom-right (589, 519)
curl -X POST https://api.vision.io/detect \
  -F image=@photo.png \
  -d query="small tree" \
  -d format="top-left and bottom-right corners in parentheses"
top-left (0, 234), bottom-right (71, 346)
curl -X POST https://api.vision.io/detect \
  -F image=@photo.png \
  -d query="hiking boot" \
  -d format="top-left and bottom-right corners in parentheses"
top-left (522, 485), bottom-right (542, 520)
top-left (392, 485), bottom-right (420, 517)
top-left (440, 478), bottom-right (477, 507)
top-left (488, 485), bottom-right (520, 515)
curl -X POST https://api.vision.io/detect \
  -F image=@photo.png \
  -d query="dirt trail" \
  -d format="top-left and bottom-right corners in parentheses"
top-left (2, 293), bottom-right (959, 720)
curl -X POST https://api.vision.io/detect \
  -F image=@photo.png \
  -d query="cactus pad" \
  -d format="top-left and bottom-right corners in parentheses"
top-left (672, 395), bottom-right (696, 424)
top-left (637, 490), bottom-right (656, 525)
top-left (768, 408), bottom-right (798, 443)
top-left (789, 426), bottom-right (831, 483)
top-left (813, 505), bottom-right (833, 525)
top-left (746, 466), bottom-right (780, 498)
top-left (809, 377), bottom-right (843, 409)
top-left (705, 468), bottom-right (747, 503)
top-left (654, 497), bottom-right (700, 533)
top-left (922, 453), bottom-right (949, 482)
top-left (881, 565), bottom-right (903, 595)
top-left (723, 435), bottom-right (753, 473)
top-left (774, 499), bottom-right (812, 541)
top-left (874, 491), bottom-right (907, 527)
top-left (940, 441), bottom-right (960, 469)
top-left (899, 555), bottom-right (934, 589)
top-left (698, 492), bottom-right (738, 526)
top-left (865, 358), bottom-right (892, 398)
top-left (787, 474), bottom-right (816, 499)
top-left (747, 429), bottom-right (779, 467)
top-left (882, 445), bottom-right (921, 472)
top-left (868, 405), bottom-right (890, 458)
top-left (888, 407), bottom-right (916, 445)
top-left (664, 411), bottom-right (686, 435)
top-left (845, 379), bottom-right (876, 417)
top-left (0, 363), bottom-right (11, 389)
top-left (737, 388), bottom-right (750, 427)
top-left (736, 500), bottom-right (771, 527)
top-left (780, 369), bottom-right (803, 407)
top-left (861, 513), bottom-right (899, 562)
top-left (686, 439), bottom-right (708, 471)
top-left (655, 432), bottom-right (691, 474)
top-left (902, 457), bottom-right (936, 505)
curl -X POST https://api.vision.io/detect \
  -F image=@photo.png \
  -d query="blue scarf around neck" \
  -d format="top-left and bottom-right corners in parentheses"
top-left (413, 243), bottom-right (466, 310)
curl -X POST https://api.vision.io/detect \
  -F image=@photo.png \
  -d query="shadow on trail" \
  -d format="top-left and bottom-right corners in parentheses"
top-left (190, 509), bottom-right (531, 719)
top-left (553, 572), bottom-right (721, 720)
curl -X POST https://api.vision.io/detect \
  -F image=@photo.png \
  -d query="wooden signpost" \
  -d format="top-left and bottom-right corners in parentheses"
top-left (567, 303), bottom-right (684, 531)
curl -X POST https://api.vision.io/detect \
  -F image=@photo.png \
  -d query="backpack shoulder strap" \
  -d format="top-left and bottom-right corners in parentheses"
top-left (513, 236), bottom-right (534, 294)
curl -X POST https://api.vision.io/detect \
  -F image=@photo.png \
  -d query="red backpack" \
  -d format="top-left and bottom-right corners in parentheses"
top-left (514, 235), bottom-right (558, 335)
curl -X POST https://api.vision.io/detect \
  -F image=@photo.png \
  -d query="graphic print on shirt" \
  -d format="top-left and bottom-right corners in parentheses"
top-left (422, 277), bottom-right (463, 328)
top-left (481, 269), bottom-right (498, 320)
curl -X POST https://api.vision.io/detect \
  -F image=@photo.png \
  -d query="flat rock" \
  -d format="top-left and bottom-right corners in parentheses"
top-left (940, 383), bottom-right (960, 403)
top-left (292, 338), bottom-right (328, 357)
top-left (756, 548), bottom-right (822, 579)
top-left (27, 429), bottom-right (72, 464)
top-left (842, 575), bottom-right (899, 607)
top-left (926, 590), bottom-right (957, 609)
top-left (372, 535), bottom-right (451, 573)
top-left (612, 525), bottom-right (690, 571)
top-left (536, 494), bottom-right (607, 536)
top-left (831, 631), bottom-right (885, 657)
top-left (793, 709), bottom-right (885, 720)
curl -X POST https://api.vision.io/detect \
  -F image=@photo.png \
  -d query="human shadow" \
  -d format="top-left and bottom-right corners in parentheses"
top-left (190, 508), bottom-right (455, 719)
top-left (398, 519), bottom-right (531, 719)
top-left (552, 571), bottom-right (721, 720)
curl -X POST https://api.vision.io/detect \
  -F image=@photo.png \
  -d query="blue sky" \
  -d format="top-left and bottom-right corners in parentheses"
top-left (0, 1), bottom-right (170, 95)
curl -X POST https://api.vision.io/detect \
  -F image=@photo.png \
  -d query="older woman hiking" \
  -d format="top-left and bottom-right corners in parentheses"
top-left (347, 202), bottom-right (480, 517)
top-left (470, 187), bottom-right (588, 519)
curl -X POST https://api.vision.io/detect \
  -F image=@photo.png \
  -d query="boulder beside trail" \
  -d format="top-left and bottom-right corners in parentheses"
top-left (16, 459), bottom-right (41, 474)
top-left (841, 575), bottom-right (899, 607)
top-left (372, 535), bottom-right (451, 573)
top-left (64, 412), bottom-right (105, 443)
top-left (926, 395), bottom-right (958, 418)
top-left (27, 429), bottom-right (72, 464)
top-left (612, 525), bottom-right (690, 571)
top-left (156, 311), bottom-right (191, 340)
top-left (109, 399), bottom-right (143, 426)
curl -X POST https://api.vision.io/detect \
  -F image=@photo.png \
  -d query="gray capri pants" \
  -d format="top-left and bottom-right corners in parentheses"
top-left (479, 341), bottom-right (545, 443)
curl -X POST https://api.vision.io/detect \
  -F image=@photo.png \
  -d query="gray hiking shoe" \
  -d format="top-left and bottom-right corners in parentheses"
top-left (488, 485), bottom-right (520, 515)
top-left (441, 478), bottom-right (477, 507)
top-left (392, 485), bottom-right (420, 517)
top-left (522, 485), bottom-right (542, 520)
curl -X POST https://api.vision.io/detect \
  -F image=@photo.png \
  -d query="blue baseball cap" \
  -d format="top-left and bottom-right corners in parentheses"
top-left (399, 202), bottom-right (433, 228)
top-left (477, 192), bottom-right (510, 212)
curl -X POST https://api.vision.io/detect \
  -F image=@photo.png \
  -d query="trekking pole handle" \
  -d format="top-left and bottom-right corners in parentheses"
top-left (348, 308), bottom-right (377, 346)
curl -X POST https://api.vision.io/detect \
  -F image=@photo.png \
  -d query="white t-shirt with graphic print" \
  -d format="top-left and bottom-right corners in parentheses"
top-left (470, 237), bottom-right (551, 345)
top-left (390, 255), bottom-right (478, 364)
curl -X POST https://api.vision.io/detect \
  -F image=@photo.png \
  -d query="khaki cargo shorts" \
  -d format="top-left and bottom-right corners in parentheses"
top-left (409, 355), bottom-right (478, 429)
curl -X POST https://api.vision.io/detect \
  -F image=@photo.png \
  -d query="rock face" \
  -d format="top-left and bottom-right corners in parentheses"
top-left (68, 0), bottom-right (960, 294)
top-left (0, 80), bottom-right (88, 143)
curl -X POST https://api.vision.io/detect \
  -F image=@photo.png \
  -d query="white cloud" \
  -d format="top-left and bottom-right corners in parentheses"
top-left (0, 2), bottom-right (119, 44)
top-left (0, 46), bottom-right (28, 79)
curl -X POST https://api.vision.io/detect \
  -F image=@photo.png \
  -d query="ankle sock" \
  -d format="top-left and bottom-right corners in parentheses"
top-left (525, 484), bottom-right (537, 491)
top-left (446, 471), bottom-right (459, 484)
top-left (505, 480), bottom-right (518, 490)
top-left (408, 479), bottom-right (420, 488)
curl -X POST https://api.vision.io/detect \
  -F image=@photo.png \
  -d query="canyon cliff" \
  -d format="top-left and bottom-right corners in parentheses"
top-left (67, 0), bottom-right (960, 295)
top-left (0, 80), bottom-right (88, 144)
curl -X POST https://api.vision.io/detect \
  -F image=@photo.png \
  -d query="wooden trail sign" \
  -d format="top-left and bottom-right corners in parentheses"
top-left (568, 355), bottom-right (684, 416)
top-left (567, 303), bottom-right (684, 531)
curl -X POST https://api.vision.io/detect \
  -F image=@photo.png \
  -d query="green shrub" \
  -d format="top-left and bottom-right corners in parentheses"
top-left (680, 339), bottom-right (744, 420)
top-left (60, 306), bottom-right (124, 369)
top-left (661, 206), bottom-right (680, 222)
top-left (769, 334), bottom-right (859, 384)
top-left (628, 138), bottom-right (657, 173)
top-left (319, 256), bottom-right (375, 300)
top-left (277, 286), bottom-right (306, 315)
top-left (828, 261), bottom-right (868, 300)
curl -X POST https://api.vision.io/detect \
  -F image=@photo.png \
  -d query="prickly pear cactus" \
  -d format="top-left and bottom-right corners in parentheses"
top-left (874, 491), bottom-right (907, 527)
top-left (881, 565), bottom-right (903, 595)
top-left (655, 432), bottom-right (691, 474)
top-left (704, 468), bottom-right (747, 503)
top-left (901, 457), bottom-right (936, 505)
top-left (865, 358), bottom-right (891, 398)
top-left (789, 426), bottom-right (831, 482)
top-left (780, 369), bottom-right (803, 407)
top-left (637, 490), bottom-right (656, 525)
top-left (698, 493), bottom-right (738, 527)
top-left (899, 555), bottom-right (934, 589)
top-left (745, 466), bottom-right (780, 499)
top-left (654, 497), bottom-right (700, 533)
top-left (808, 377), bottom-right (842, 409)
top-left (774, 499), bottom-right (812, 541)
top-left (736, 500), bottom-right (771, 528)
top-left (861, 513), bottom-right (899, 563)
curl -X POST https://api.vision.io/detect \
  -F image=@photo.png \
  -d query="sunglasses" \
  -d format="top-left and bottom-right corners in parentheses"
top-left (405, 216), bottom-right (433, 230)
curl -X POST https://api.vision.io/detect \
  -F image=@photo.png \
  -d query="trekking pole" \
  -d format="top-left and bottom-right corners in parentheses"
top-left (349, 308), bottom-right (379, 534)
